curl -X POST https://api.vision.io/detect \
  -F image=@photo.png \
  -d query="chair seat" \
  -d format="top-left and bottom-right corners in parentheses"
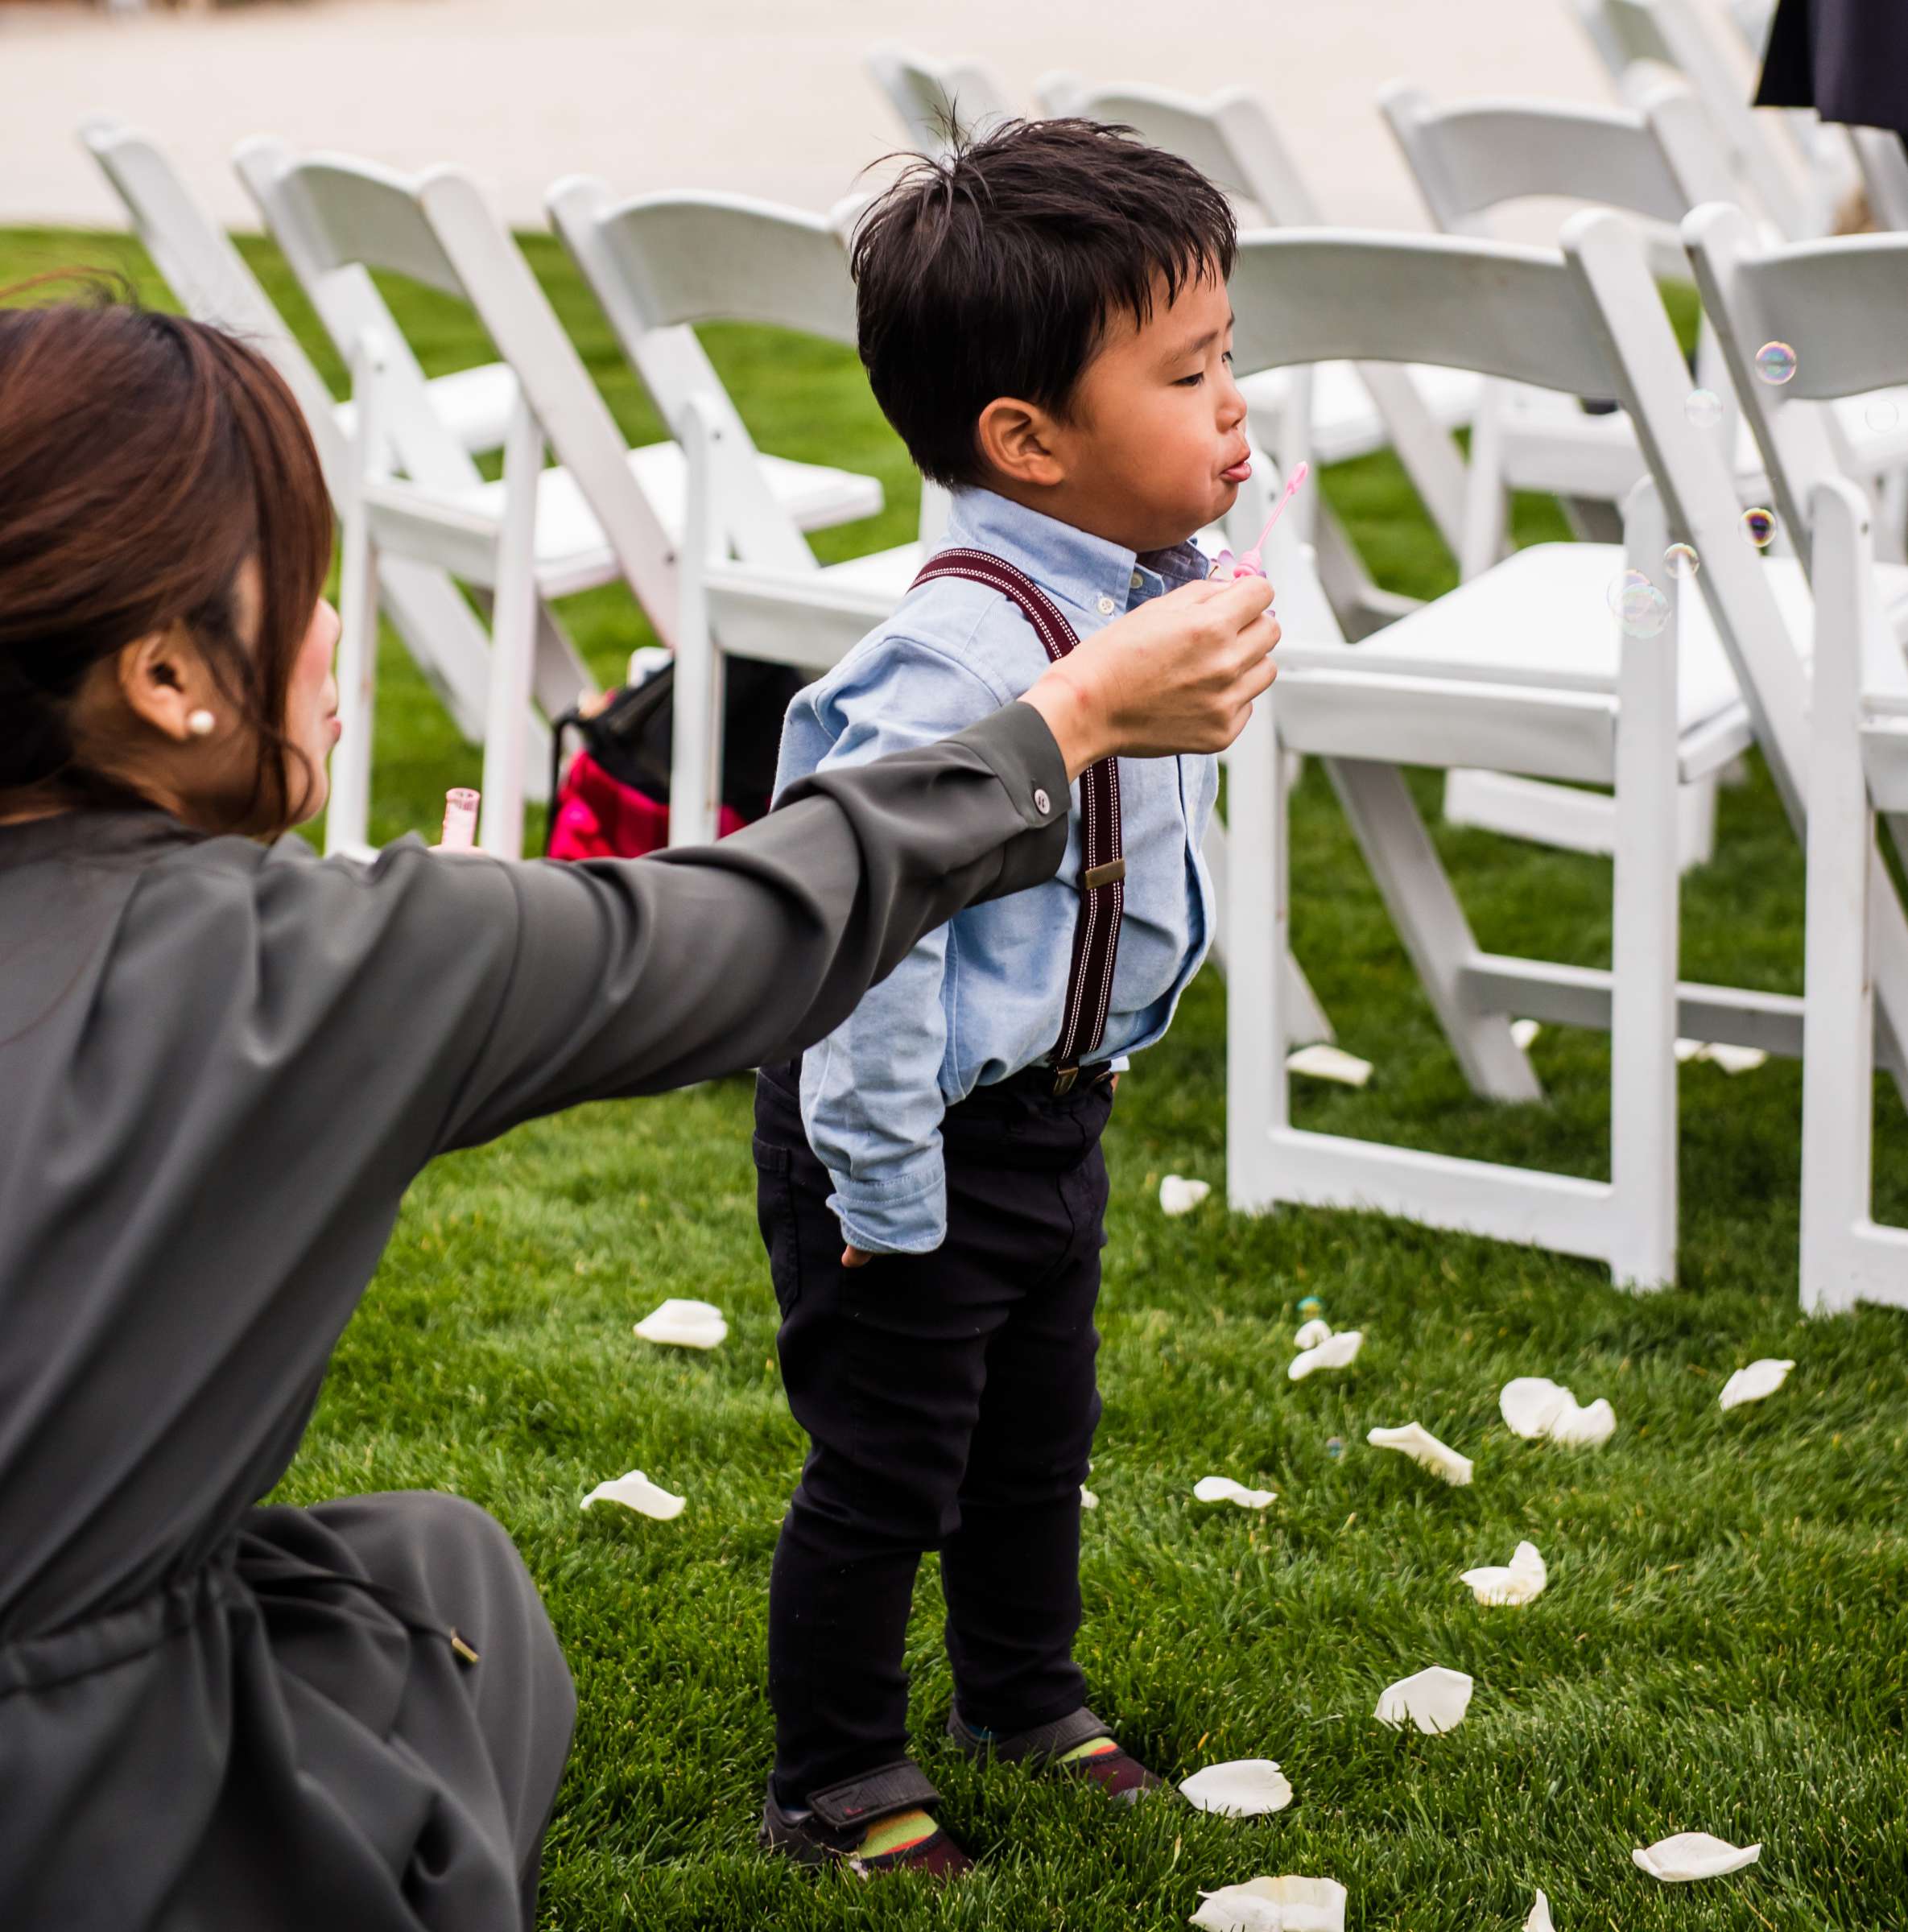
top-left (1237, 361), bottom-right (1481, 464)
top-left (334, 361), bottom-right (522, 456)
top-left (1343, 542), bottom-right (1840, 728)
top-left (366, 444), bottom-right (886, 598)
top-left (1278, 542), bottom-right (1908, 782)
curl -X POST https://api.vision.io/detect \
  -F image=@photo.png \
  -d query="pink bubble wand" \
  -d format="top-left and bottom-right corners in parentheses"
top-left (1211, 460), bottom-right (1311, 580)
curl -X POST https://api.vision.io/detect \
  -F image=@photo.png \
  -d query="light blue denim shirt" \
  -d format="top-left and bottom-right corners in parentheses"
top-left (774, 487), bottom-right (1218, 1256)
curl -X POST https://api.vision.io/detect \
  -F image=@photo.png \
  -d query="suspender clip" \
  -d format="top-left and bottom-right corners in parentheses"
top-left (1051, 1064), bottom-right (1080, 1096)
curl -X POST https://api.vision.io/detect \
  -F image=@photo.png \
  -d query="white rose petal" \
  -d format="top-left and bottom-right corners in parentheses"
top-left (1367, 1422), bottom-right (1473, 1486)
top-left (580, 1469), bottom-right (685, 1520)
top-left (1719, 1358), bottom-right (1794, 1410)
top-left (1511, 1018), bottom-right (1543, 1051)
top-left (1500, 1377), bottom-right (1570, 1439)
top-left (1501, 1377), bottom-right (1615, 1447)
top-left (1458, 1539), bottom-right (1548, 1607)
top-left (1286, 1043), bottom-right (1373, 1088)
top-left (1373, 1665), bottom-right (1473, 1734)
top-left (1194, 1476), bottom-right (1278, 1509)
top-left (1293, 1318), bottom-right (1334, 1352)
top-left (1525, 1891), bottom-right (1555, 1932)
top-left (1161, 1174), bottom-right (1212, 1216)
top-left (1179, 1758), bottom-right (1295, 1817)
top-left (632, 1297), bottom-right (729, 1349)
top-left (1080, 1485), bottom-right (1099, 1509)
top-left (1704, 1042), bottom-right (1767, 1074)
top-left (1287, 1330), bottom-right (1363, 1382)
top-left (1548, 1395), bottom-right (1617, 1447)
top-left (1631, 1832), bottom-right (1761, 1882)
top-left (1191, 1875), bottom-right (1347, 1932)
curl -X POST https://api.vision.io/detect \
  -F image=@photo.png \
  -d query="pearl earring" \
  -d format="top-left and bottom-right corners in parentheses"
top-left (187, 709), bottom-right (216, 738)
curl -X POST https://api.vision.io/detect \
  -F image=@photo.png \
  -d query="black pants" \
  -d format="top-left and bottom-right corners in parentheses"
top-left (753, 1059), bottom-right (1114, 1805)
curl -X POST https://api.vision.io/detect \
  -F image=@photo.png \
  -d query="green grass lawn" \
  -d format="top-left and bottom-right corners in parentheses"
top-left (7, 231), bottom-right (1906, 1930)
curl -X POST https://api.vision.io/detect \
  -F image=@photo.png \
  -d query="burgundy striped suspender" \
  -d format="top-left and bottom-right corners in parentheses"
top-left (910, 547), bottom-right (1125, 1096)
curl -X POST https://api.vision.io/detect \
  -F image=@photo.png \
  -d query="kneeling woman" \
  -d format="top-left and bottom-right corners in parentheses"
top-left (0, 299), bottom-right (1277, 1928)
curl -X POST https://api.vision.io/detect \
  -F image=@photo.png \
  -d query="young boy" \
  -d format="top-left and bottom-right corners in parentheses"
top-left (751, 118), bottom-right (1254, 1876)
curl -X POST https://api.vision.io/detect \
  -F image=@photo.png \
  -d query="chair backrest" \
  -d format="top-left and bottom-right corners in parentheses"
top-left (1034, 77), bottom-right (1319, 225)
top-left (1570, 0), bottom-right (1819, 237)
top-left (238, 141), bottom-right (679, 634)
top-left (1227, 228), bottom-right (1621, 400)
top-left (81, 122), bottom-right (350, 491)
top-left (1379, 80), bottom-right (1735, 241)
top-left (1683, 202), bottom-right (1908, 626)
top-left (866, 46), bottom-right (1014, 155)
top-left (1851, 126), bottom-right (1908, 233)
top-left (1564, 204), bottom-right (1908, 853)
top-left (548, 182), bottom-right (853, 572)
top-left (235, 138), bottom-right (486, 498)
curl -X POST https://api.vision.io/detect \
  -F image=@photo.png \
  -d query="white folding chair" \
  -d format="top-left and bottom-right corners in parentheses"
top-left (541, 189), bottom-right (924, 850)
top-left (1377, 79), bottom-right (1757, 869)
top-left (234, 145), bottom-right (883, 857)
top-left (80, 121), bottom-right (513, 778)
top-left (1671, 211), bottom-right (1908, 1309)
top-left (1800, 476), bottom-right (1908, 1313)
top-left (1225, 221), bottom-right (1737, 1288)
top-left (1033, 75), bottom-right (1477, 634)
top-left (1570, 0), bottom-right (1844, 239)
top-left (865, 45), bottom-right (1015, 155)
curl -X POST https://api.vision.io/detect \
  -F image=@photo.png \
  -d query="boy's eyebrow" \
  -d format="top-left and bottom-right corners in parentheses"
top-left (1161, 312), bottom-right (1237, 365)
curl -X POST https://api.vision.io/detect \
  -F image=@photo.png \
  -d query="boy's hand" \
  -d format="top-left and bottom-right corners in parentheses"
top-left (842, 1245), bottom-right (873, 1269)
top-left (1020, 575), bottom-right (1278, 776)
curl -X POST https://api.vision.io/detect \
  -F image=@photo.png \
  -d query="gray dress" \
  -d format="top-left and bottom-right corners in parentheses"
top-left (0, 707), bottom-right (1069, 1930)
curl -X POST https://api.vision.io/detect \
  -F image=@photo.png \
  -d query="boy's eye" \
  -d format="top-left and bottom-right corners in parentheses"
top-left (1175, 372), bottom-right (1204, 388)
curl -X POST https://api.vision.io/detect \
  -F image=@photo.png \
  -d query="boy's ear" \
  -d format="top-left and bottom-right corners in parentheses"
top-left (975, 397), bottom-right (1068, 490)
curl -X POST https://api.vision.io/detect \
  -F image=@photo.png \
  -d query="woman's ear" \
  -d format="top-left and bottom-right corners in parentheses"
top-left (975, 397), bottom-right (1069, 490)
top-left (114, 626), bottom-right (219, 744)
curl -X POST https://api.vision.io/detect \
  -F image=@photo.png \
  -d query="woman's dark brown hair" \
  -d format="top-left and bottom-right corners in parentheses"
top-left (0, 289), bottom-right (333, 832)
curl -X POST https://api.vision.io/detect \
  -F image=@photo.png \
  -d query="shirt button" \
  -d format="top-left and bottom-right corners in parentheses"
top-left (1130, 569), bottom-right (1144, 589)
top-left (1096, 593), bottom-right (1116, 616)
top-left (1033, 786), bottom-right (1051, 815)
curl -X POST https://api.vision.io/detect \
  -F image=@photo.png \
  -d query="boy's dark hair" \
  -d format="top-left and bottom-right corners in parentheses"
top-left (851, 119), bottom-right (1237, 489)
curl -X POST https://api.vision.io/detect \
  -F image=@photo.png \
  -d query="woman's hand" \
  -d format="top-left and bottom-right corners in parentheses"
top-left (1020, 575), bottom-right (1279, 779)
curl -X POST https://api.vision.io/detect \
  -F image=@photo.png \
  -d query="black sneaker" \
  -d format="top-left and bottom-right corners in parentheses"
top-left (758, 1761), bottom-right (974, 1877)
top-left (948, 1704), bottom-right (1164, 1802)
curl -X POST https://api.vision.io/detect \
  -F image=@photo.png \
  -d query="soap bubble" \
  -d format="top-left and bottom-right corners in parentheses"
top-left (1684, 388), bottom-right (1722, 429)
top-left (1606, 567), bottom-right (1651, 613)
top-left (1663, 542), bottom-right (1700, 580)
top-left (1325, 1436), bottom-right (1345, 1460)
top-left (1618, 583), bottom-right (1671, 638)
top-left (1741, 506), bottom-right (1778, 548)
top-left (1295, 1294), bottom-right (1324, 1322)
top-left (1865, 396), bottom-right (1901, 436)
top-left (1755, 341), bottom-right (1797, 385)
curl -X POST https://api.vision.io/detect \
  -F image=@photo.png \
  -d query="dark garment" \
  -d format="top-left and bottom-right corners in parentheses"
top-left (1757, 0), bottom-right (1908, 138)
top-left (753, 1059), bottom-right (1114, 1805)
top-left (0, 704), bottom-right (1071, 1930)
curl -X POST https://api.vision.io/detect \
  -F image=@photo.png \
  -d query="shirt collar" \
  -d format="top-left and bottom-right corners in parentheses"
top-left (940, 487), bottom-right (1210, 626)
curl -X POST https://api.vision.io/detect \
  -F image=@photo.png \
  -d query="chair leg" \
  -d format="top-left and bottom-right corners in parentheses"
top-left (1325, 757), bottom-right (1542, 1102)
top-left (328, 492), bottom-right (378, 858)
top-left (1228, 692), bottom-right (1286, 1208)
top-left (479, 391), bottom-right (543, 858)
top-left (1801, 485), bottom-right (1883, 1315)
top-left (1605, 527), bottom-right (1682, 1293)
top-left (327, 329), bottom-right (385, 860)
